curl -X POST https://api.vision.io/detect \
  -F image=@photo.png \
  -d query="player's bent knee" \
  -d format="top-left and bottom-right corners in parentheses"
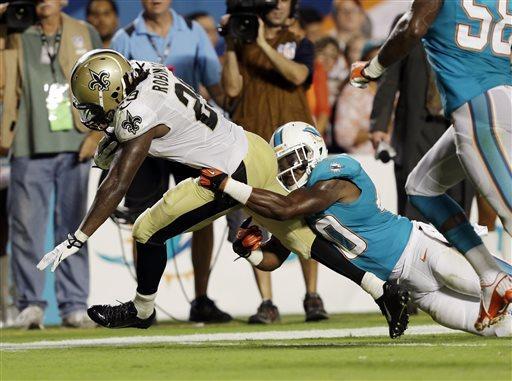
top-left (405, 167), bottom-right (444, 197)
top-left (132, 209), bottom-right (152, 244)
top-left (405, 169), bottom-right (422, 196)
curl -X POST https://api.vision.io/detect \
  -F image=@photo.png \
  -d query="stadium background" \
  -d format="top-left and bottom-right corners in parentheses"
top-left (35, 0), bottom-right (510, 325)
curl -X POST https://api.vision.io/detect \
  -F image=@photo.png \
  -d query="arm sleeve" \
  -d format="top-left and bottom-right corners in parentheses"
top-left (293, 38), bottom-right (314, 87)
top-left (194, 21), bottom-right (221, 87)
top-left (109, 29), bottom-right (131, 57)
top-left (369, 60), bottom-right (401, 133)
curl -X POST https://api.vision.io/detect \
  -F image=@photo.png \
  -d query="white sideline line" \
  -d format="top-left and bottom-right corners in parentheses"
top-left (1, 324), bottom-right (458, 351)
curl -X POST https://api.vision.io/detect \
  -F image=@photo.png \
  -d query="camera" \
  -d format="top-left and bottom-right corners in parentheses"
top-left (375, 141), bottom-right (397, 164)
top-left (1, 1), bottom-right (37, 32)
top-left (220, 0), bottom-right (277, 44)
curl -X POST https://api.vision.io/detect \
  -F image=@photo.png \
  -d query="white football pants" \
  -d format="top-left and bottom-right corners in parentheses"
top-left (390, 222), bottom-right (510, 336)
top-left (406, 85), bottom-right (512, 234)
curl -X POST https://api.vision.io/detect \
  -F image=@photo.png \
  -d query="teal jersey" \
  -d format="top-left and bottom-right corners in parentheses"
top-left (422, 0), bottom-right (512, 115)
top-left (305, 155), bottom-right (413, 281)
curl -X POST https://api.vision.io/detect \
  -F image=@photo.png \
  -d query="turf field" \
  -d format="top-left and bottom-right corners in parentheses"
top-left (1, 313), bottom-right (511, 380)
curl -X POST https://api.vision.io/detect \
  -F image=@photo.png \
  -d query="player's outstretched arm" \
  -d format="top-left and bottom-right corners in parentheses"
top-left (37, 127), bottom-right (159, 272)
top-left (199, 168), bottom-right (344, 220)
top-left (378, 0), bottom-right (443, 67)
top-left (78, 130), bottom-right (155, 237)
top-left (350, 0), bottom-right (442, 88)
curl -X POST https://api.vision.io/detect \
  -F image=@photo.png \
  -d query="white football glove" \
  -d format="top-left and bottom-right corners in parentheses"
top-left (36, 232), bottom-right (86, 272)
top-left (94, 135), bottom-right (119, 170)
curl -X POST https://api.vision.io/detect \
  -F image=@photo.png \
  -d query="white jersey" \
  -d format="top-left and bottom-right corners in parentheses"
top-left (113, 61), bottom-right (248, 175)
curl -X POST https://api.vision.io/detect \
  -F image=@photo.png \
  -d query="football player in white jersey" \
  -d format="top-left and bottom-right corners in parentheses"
top-left (36, 50), bottom-right (408, 336)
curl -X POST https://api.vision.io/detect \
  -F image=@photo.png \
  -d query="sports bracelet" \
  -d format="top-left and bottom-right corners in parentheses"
top-left (74, 229), bottom-right (89, 244)
top-left (364, 57), bottom-right (385, 79)
top-left (246, 249), bottom-right (264, 266)
top-left (223, 178), bottom-right (253, 204)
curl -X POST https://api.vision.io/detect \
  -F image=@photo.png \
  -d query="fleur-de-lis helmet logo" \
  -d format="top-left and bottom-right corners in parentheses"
top-left (88, 69), bottom-right (111, 91)
top-left (121, 110), bottom-right (142, 135)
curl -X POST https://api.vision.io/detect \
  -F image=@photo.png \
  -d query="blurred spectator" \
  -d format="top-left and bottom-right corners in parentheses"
top-left (86, 0), bottom-right (119, 48)
top-left (331, 0), bottom-right (370, 49)
top-left (326, 0), bottom-right (372, 108)
top-left (110, 0), bottom-right (231, 323)
top-left (344, 34), bottom-right (366, 66)
top-left (222, 0), bottom-right (328, 324)
top-left (297, 7), bottom-right (324, 43)
top-left (0, 0), bottom-right (102, 328)
top-left (186, 11), bottom-right (224, 102)
top-left (186, 11), bottom-right (219, 49)
top-left (333, 40), bottom-right (381, 154)
top-left (305, 38), bottom-right (339, 136)
top-left (369, 21), bottom-right (474, 221)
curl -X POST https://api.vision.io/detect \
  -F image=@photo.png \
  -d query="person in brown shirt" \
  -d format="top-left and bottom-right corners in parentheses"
top-left (222, 0), bottom-right (328, 324)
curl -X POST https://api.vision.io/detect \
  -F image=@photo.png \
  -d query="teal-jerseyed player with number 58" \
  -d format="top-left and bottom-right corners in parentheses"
top-left (349, 0), bottom-right (512, 332)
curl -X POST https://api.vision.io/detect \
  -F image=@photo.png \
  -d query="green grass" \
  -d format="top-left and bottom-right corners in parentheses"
top-left (1, 313), bottom-right (511, 381)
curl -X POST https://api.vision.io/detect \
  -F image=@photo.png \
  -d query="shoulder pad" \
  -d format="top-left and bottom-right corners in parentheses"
top-left (114, 94), bottom-right (159, 143)
top-left (308, 154), bottom-right (362, 186)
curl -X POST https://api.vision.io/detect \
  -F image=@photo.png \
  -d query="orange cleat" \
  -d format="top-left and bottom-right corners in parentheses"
top-left (475, 272), bottom-right (512, 331)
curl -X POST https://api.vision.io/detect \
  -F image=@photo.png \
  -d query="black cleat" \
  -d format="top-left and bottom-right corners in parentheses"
top-left (87, 301), bottom-right (155, 329)
top-left (189, 296), bottom-right (232, 323)
top-left (248, 300), bottom-right (280, 324)
top-left (304, 293), bottom-right (329, 322)
top-left (376, 281), bottom-right (410, 339)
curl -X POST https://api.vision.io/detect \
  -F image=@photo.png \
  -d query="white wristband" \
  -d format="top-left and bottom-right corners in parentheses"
top-left (223, 178), bottom-right (253, 205)
top-left (364, 57), bottom-right (385, 79)
top-left (246, 249), bottom-right (263, 266)
top-left (74, 229), bottom-right (89, 243)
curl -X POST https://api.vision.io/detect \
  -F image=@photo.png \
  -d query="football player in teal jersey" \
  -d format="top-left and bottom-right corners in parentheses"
top-left (200, 122), bottom-right (512, 336)
top-left (349, 0), bottom-right (511, 331)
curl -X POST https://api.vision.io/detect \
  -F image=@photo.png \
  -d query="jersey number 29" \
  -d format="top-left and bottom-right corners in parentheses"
top-left (456, 0), bottom-right (511, 56)
top-left (175, 82), bottom-right (219, 130)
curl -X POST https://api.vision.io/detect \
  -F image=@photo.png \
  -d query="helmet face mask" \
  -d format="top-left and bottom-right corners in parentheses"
top-left (277, 146), bottom-right (312, 191)
top-left (73, 98), bottom-right (114, 131)
top-left (71, 49), bottom-right (134, 131)
top-left (271, 122), bottom-right (328, 192)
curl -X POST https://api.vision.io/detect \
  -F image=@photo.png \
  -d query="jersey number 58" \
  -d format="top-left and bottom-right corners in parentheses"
top-left (456, 0), bottom-right (511, 56)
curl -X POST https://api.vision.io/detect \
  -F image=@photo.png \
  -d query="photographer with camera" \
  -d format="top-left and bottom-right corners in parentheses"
top-left (0, 0), bottom-right (102, 328)
top-left (222, 0), bottom-right (328, 324)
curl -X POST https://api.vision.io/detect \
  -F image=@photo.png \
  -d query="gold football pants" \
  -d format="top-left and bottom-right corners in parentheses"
top-left (132, 131), bottom-right (315, 259)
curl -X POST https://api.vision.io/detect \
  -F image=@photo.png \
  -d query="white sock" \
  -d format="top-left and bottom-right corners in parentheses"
top-left (133, 291), bottom-right (156, 319)
top-left (361, 272), bottom-right (385, 300)
top-left (464, 244), bottom-right (501, 284)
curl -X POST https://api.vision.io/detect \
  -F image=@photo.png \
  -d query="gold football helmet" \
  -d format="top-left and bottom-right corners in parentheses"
top-left (71, 49), bottom-right (133, 130)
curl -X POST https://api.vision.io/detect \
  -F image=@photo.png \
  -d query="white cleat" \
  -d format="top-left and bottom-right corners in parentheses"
top-left (62, 310), bottom-right (97, 329)
top-left (13, 305), bottom-right (44, 330)
top-left (475, 272), bottom-right (512, 331)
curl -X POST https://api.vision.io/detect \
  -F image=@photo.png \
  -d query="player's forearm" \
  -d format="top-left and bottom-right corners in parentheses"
top-left (378, 0), bottom-right (442, 67)
top-left (255, 252), bottom-right (284, 271)
top-left (79, 174), bottom-right (129, 237)
top-left (222, 50), bottom-right (243, 97)
top-left (259, 41), bottom-right (309, 86)
top-left (246, 189), bottom-right (300, 221)
top-left (253, 237), bottom-right (291, 271)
